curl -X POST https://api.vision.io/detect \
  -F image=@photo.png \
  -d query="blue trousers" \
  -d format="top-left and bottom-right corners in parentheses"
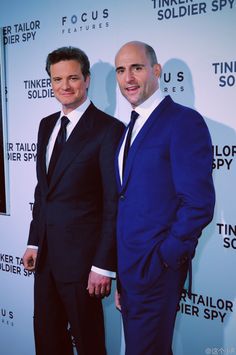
top-left (121, 263), bottom-right (188, 355)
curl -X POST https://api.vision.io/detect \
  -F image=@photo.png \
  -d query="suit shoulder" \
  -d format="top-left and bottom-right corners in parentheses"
top-left (91, 104), bottom-right (125, 130)
top-left (167, 102), bottom-right (212, 148)
top-left (39, 111), bottom-right (60, 126)
top-left (169, 99), bottom-right (201, 117)
top-left (169, 99), bottom-right (207, 126)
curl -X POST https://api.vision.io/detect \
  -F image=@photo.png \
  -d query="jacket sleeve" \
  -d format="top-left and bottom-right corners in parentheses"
top-left (159, 108), bottom-right (215, 269)
top-left (27, 120), bottom-right (44, 247)
top-left (92, 119), bottom-right (125, 271)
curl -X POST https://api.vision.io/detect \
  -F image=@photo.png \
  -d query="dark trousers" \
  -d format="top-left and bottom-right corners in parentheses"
top-left (121, 264), bottom-right (188, 355)
top-left (34, 256), bottom-right (106, 355)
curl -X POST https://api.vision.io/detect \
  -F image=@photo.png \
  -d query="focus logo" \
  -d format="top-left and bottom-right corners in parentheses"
top-left (160, 60), bottom-right (195, 104)
top-left (1, 308), bottom-right (14, 327)
top-left (61, 8), bottom-right (109, 34)
top-left (161, 71), bottom-right (184, 94)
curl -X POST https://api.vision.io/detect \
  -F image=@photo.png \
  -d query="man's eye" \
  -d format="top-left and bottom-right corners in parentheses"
top-left (135, 66), bottom-right (142, 71)
top-left (70, 77), bottom-right (79, 81)
top-left (116, 69), bottom-right (124, 74)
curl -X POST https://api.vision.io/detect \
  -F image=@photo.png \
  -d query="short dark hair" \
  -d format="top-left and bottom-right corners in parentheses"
top-left (143, 43), bottom-right (158, 66)
top-left (46, 46), bottom-right (90, 79)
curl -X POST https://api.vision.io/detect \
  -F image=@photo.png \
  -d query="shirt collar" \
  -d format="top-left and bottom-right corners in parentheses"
top-left (134, 89), bottom-right (165, 118)
top-left (60, 97), bottom-right (91, 125)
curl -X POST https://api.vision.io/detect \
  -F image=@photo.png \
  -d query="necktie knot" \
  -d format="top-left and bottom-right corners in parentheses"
top-left (61, 115), bottom-right (70, 129)
top-left (57, 116), bottom-right (70, 145)
top-left (130, 110), bottom-right (139, 124)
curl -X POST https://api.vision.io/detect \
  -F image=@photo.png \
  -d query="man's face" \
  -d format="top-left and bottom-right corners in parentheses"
top-left (50, 59), bottom-right (90, 114)
top-left (115, 43), bottom-right (161, 108)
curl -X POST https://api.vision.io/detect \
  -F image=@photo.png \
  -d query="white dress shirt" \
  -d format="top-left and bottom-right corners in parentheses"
top-left (45, 98), bottom-right (90, 171)
top-left (118, 89), bottom-right (165, 182)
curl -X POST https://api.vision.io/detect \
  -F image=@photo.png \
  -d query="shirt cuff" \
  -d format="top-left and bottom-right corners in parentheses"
top-left (91, 266), bottom-right (116, 279)
top-left (27, 245), bottom-right (38, 250)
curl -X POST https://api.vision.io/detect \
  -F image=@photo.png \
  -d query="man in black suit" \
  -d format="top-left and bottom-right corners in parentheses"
top-left (23, 46), bottom-right (124, 355)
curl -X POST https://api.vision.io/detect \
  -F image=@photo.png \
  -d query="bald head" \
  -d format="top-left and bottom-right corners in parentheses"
top-left (115, 41), bottom-right (161, 108)
top-left (115, 41), bottom-right (158, 67)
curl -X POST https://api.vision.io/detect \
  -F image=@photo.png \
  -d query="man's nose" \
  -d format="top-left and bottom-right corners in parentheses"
top-left (61, 79), bottom-right (70, 89)
top-left (125, 70), bottom-right (134, 82)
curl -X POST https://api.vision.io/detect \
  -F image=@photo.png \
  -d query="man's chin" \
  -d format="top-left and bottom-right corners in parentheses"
top-left (123, 94), bottom-right (139, 107)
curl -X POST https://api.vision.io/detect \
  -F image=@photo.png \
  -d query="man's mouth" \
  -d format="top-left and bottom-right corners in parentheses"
top-left (61, 92), bottom-right (74, 96)
top-left (126, 85), bottom-right (139, 93)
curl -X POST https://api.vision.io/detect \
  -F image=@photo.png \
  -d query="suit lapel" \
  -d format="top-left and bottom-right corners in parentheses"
top-left (121, 96), bottom-right (172, 192)
top-left (37, 112), bottom-right (60, 193)
top-left (47, 104), bottom-right (95, 191)
top-left (115, 128), bottom-right (127, 192)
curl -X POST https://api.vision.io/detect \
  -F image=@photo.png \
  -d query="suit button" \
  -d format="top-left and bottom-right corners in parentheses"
top-left (120, 195), bottom-right (125, 200)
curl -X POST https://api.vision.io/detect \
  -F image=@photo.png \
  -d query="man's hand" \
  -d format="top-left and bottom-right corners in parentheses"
top-left (115, 289), bottom-right (121, 311)
top-left (87, 270), bottom-right (111, 298)
top-left (22, 248), bottom-right (37, 271)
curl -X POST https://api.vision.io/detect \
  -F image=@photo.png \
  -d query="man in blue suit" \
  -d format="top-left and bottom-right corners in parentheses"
top-left (114, 41), bottom-right (215, 355)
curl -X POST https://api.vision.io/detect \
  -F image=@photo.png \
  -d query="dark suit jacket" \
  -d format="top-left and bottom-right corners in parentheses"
top-left (115, 95), bottom-right (215, 292)
top-left (28, 102), bottom-right (124, 283)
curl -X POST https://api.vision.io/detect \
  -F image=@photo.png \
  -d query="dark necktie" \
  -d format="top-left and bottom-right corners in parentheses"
top-left (122, 110), bottom-right (139, 177)
top-left (47, 115), bottom-right (70, 182)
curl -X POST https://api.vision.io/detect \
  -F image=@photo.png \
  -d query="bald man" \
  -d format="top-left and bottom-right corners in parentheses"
top-left (114, 41), bottom-right (215, 355)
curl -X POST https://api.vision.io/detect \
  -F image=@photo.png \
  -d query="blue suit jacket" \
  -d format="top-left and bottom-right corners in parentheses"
top-left (115, 95), bottom-right (215, 292)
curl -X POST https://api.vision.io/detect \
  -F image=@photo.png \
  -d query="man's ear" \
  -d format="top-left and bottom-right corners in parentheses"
top-left (85, 74), bottom-right (90, 89)
top-left (154, 63), bottom-right (162, 79)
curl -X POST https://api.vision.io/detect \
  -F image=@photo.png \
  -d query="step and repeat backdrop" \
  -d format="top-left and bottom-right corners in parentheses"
top-left (0, 1), bottom-right (235, 354)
